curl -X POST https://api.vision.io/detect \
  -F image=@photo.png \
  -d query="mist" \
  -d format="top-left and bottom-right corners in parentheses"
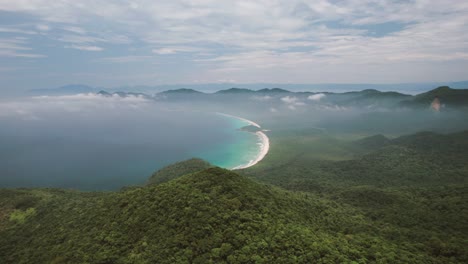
top-left (0, 94), bottom-right (242, 190)
top-left (1, 90), bottom-right (467, 190)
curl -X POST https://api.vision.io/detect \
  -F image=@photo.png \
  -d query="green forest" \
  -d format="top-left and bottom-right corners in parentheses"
top-left (1, 129), bottom-right (467, 263)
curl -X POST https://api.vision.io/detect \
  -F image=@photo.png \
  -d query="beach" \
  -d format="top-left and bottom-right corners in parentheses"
top-left (232, 130), bottom-right (269, 170)
top-left (215, 112), bottom-right (270, 170)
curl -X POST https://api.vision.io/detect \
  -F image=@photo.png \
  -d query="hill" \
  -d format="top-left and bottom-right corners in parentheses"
top-left (400, 86), bottom-right (468, 108)
top-left (147, 158), bottom-right (213, 185)
top-left (244, 131), bottom-right (468, 189)
top-left (324, 89), bottom-right (411, 107)
top-left (256, 88), bottom-right (290, 93)
top-left (354, 134), bottom-right (391, 151)
top-left (215, 88), bottom-right (255, 94)
top-left (3, 167), bottom-right (465, 263)
top-left (160, 88), bottom-right (204, 94)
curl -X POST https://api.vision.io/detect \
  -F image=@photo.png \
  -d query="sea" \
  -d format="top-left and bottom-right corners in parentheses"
top-left (0, 98), bottom-right (261, 190)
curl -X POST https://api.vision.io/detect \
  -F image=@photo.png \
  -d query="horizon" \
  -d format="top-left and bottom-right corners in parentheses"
top-left (18, 80), bottom-right (468, 97)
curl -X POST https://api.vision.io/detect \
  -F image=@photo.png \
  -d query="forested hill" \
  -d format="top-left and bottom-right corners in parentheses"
top-left (0, 167), bottom-right (436, 263)
top-left (400, 86), bottom-right (468, 108)
top-left (147, 158), bottom-right (213, 185)
top-left (0, 167), bottom-right (465, 263)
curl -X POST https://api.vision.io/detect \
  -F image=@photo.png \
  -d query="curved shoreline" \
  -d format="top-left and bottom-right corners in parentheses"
top-left (215, 112), bottom-right (270, 170)
top-left (215, 112), bottom-right (261, 128)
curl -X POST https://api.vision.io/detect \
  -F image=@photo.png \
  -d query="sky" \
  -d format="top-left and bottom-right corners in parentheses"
top-left (0, 0), bottom-right (467, 94)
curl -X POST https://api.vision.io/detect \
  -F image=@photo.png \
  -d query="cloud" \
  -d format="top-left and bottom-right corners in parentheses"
top-left (0, 1), bottom-right (468, 85)
top-left (0, 93), bottom-right (150, 120)
top-left (152, 46), bottom-right (205, 55)
top-left (58, 34), bottom-right (105, 44)
top-left (67, 45), bottom-right (103, 51)
top-left (0, 27), bottom-right (36, 35)
top-left (62, 26), bottom-right (86, 34)
top-left (281, 96), bottom-right (298, 104)
top-left (36, 24), bottom-right (50, 31)
top-left (0, 38), bottom-right (45, 58)
top-left (281, 96), bottom-right (306, 110)
top-left (97, 55), bottom-right (154, 63)
top-left (250, 95), bottom-right (272, 101)
top-left (152, 48), bottom-right (176, 55)
top-left (308, 93), bottom-right (326, 101)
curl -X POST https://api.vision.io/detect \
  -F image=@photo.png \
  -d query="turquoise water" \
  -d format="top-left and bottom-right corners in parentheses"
top-left (193, 115), bottom-right (260, 169)
top-left (0, 109), bottom-right (261, 190)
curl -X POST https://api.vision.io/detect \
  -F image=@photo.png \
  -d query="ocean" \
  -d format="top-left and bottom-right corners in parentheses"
top-left (0, 98), bottom-right (261, 190)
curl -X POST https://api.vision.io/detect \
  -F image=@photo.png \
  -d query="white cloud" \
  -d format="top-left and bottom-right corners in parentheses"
top-left (58, 35), bottom-right (105, 44)
top-left (0, 93), bottom-right (150, 120)
top-left (281, 96), bottom-right (306, 110)
top-left (62, 26), bottom-right (86, 34)
top-left (0, 1), bottom-right (467, 83)
top-left (97, 55), bottom-right (153, 63)
top-left (250, 95), bottom-right (272, 101)
top-left (36, 24), bottom-right (50, 31)
top-left (281, 96), bottom-right (298, 104)
top-left (308, 93), bottom-right (326, 101)
top-left (0, 27), bottom-right (36, 35)
top-left (0, 38), bottom-right (45, 58)
top-left (152, 48), bottom-right (176, 55)
top-left (67, 45), bottom-right (103, 51)
top-left (152, 46), bottom-right (205, 55)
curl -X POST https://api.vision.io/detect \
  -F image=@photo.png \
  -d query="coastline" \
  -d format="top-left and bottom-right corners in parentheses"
top-left (215, 112), bottom-right (262, 128)
top-left (232, 130), bottom-right (269, 170)
top-left (215, 112), bottom-right (270, 170)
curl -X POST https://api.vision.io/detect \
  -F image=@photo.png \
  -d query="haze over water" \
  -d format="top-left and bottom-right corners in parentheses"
top-left (0, 95), bottom-right (260, 190)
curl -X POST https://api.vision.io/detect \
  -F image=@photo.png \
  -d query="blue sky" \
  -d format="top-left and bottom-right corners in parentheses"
top-left (0, 0), bottom-right (467, 94)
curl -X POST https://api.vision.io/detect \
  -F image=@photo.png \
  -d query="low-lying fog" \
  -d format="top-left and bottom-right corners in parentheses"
top-left (1, 91), bottom-right (467, 190)
top-left (0, 94), bottom-right (240, 190)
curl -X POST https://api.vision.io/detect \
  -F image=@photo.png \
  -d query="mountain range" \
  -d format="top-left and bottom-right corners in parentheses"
top-left (28, 81), bottom-right (468, 95)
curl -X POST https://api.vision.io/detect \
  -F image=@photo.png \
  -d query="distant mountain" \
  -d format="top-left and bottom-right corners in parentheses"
top-left (29, 84), bottom-right (97, 95)
top-left (341, 89), bottom-right (409, 97)
top-left (400, 86), bottom-right (468, 108)
top-left (25, 81), bottom-right (468, 96)
top-left (143, 81), bottom-right (468, 94)
top-left (156, 88), bottom-right (207, 100)
top-left (256, 88), bottom-right (290, 93)
top-left (319, 89), bottom-right (411, 107)
top-left (97, 90), bottom-right (112, 96)
top-left (160, 88), bottom-right (204, 94)
top-left (215, 88), bottom-right (255, 94)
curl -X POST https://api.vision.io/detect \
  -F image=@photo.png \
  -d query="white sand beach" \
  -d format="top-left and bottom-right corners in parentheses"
top-left (232, 130), bottom-right (269, 170)
top-left (215, 113), bottom-right (270, 170)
